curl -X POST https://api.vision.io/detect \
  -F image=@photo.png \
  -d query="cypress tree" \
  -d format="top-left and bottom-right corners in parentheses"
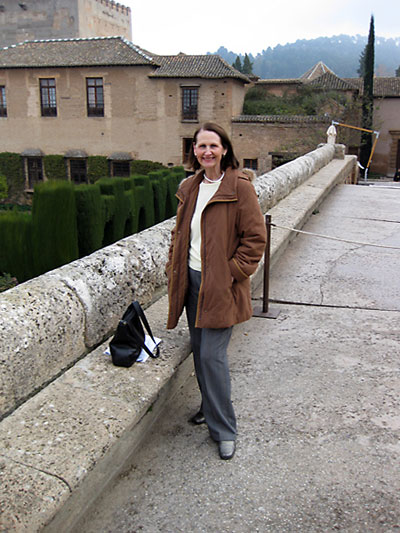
top-left (232, 56), bottom-right (243, 73)
top-left (242, 53), bottom-right (254, 75)
top-left (359, 15), bottom-right (375, 175)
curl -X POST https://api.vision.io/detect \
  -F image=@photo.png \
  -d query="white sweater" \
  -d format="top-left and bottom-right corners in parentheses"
top-left (188, 180), bottom-right (222, 271)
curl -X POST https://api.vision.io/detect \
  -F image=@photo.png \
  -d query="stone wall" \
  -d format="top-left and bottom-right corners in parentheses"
top-left (0, 143), bottom-right (349, 421)
top-left (0, 0), bottom-right (131, 48)
top-left (232, 117), bottom-right (330, 174)
top-left (0, 65), bottom-right (245, 168)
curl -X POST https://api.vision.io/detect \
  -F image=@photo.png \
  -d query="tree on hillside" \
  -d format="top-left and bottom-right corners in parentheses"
top-left (242, 53), bottom-right (254, 75)
top-left (357, 46), bottom-right (366, 77)
top-left (396, 65), bottom-right (400, 77)
top-left (232, 55), bottom-right (243, 72)
top-left (359, 15), bottom-right (375, 175)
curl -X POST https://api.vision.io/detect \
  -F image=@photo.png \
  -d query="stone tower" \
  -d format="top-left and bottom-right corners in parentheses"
top-left (0, 0), bottom-right (132, 48)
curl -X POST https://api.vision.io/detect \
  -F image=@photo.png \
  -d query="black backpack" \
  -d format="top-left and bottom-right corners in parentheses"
top-left (110, 301), bottom-right (160, 367)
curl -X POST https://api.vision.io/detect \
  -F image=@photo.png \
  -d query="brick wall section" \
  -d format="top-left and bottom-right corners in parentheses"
top-left (232, 119), bottom-right (329, 173)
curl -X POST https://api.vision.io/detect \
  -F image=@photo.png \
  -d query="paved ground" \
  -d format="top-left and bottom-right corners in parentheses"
top-left (75, 184), bottom-right (400, 533)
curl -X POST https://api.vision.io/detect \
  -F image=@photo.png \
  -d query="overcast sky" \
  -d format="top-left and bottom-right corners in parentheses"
top-left (123, 0), bottom-right (400, 56)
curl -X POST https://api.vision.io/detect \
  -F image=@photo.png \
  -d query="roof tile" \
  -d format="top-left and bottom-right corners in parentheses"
top-left (0, 36), bottom-right (157, 68)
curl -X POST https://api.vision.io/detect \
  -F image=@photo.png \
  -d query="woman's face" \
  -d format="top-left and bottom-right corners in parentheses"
top-left (193, 130), bottom-right (226, 175)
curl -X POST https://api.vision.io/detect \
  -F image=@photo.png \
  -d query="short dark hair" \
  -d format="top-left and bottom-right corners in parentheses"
top-left (188, 122), bottom-right (239, 171)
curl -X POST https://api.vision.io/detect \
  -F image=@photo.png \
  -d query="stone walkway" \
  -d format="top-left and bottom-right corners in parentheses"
top-left (74, 184), bottom-right (400, 533)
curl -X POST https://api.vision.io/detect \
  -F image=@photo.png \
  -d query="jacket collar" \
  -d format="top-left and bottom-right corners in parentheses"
top-left (179, 167), bottom-right (240, 202)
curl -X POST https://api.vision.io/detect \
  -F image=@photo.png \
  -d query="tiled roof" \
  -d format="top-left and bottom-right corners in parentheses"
top-left (307, 72), bottom-right (359, 91)
top-left (0, 36), bottom-right (157, 68)
top-left (233, 114), bottom-right (330, 124)
top-left (255, 79), bottom-right (302, 85)
top-left (0, 37), bottom-right (248, 82)
top-left (149, 54), bottom-right (250, 82)
top-left (344, 77), bottom-right (400, 97)
top-left (300, 61), bottom-right (335, 81)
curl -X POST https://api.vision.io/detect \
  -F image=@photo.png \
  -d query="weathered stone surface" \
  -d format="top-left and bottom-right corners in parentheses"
top-left (0, 455), bottom-right (70, 532)
top-left (0, 296), bottom-right (192, 530)
top-left (254, 144), bottom-right (335, 214)
top-left (0, 278), bottom-right (86, 419)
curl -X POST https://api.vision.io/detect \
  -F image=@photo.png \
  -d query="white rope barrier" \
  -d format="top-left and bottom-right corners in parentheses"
top-left (271, 223), bottom-right (400, 250)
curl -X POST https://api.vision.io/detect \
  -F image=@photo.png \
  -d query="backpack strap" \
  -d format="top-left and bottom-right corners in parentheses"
top-left (132, 301), bottom-right (160, 358)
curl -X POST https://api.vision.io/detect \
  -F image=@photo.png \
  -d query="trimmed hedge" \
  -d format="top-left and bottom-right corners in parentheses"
top-left (0, 209), bottom-right (33, 282)
top-left (0, 173), bottom-right (8, 200)
top-left (131, 174), bottom-right (155, 232)
top-left (87, 156), bottom-right (108, 184)
top-left (97, 177), bottom-right (130, 246)
top-left (75, 184), bottom-right (105, 257)
top-left (130, 160), bottom-right (165, 175)
top-left (149, 170), bottom-right (168, 224)
top-left (166, 166), bottom-right (184, 217)
top-left (32, 180), bottom-right (79, 276)
top-left (43, 155), bottom-right (66, 180)
top-left (0, 167), bottom-right (180, 284)
top-left (0, 153), bottom-right (24, 201)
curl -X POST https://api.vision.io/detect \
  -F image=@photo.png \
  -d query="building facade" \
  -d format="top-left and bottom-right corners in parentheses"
top-left (0, 37), bottom-right (249, 191)
top-left (0, 0), bottom-right (131, 48)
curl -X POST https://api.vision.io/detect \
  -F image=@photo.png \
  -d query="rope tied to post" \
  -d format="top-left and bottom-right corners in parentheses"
top-left (271, 223), bottom-right (400, 250)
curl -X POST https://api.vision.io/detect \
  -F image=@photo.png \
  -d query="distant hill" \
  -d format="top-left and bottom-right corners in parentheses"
top-left (211, 35), bottom-right (400, 79)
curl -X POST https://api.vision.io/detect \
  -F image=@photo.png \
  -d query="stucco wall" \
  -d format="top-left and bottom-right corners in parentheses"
top-left (0, 67), bottom-right (247, 167)
top-left (371, 97), bottom-right (400, 175)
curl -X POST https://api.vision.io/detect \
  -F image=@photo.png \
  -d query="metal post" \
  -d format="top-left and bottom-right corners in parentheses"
top-left (253, 214), bottom-right (280, 319)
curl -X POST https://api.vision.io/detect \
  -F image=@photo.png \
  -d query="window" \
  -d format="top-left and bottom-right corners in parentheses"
top-left (243, 159), bottom-right (258, 171)
top-left (0, 86), bottom-right (7, 117)
top-left (27, 157), bottom-right (43, 189)
top-left (182, 138), bottom-right (193, 163)
top-left (87, 78), bottom-right (104, 117)
top-left (69, 159), bottom-right (87, 184)
top-left (111, 160), bottom-right (130, 177)
top-left (40, 79), bottom-right (57, 116)
top-left (181, 87), bottom-right (198, 121)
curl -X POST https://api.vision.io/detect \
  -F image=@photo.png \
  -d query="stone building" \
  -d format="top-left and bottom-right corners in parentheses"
top-left (0, 0), bottom-right (132, 48)
top-left (0, 36), bottom-right (249, 189)
top-left (249, 63), bottom-right (400, 177)
top-left (343, 77), bottom-right (400, 176)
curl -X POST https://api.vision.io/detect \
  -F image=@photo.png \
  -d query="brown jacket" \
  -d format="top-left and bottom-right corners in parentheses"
top-left (166, 167), bottom-right (266, 329)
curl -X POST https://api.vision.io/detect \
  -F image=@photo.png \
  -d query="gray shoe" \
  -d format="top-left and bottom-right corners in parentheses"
top-left (218, 440), bottom-right (236, 460)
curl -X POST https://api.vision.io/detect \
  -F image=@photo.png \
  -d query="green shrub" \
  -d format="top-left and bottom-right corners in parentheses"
top-left (32, 180), bottom-right (79, 276)
top-left (0, 173), bottom-right (8, 200)
top-left (0, 153), bottom-right (24, 201)
top-left (0, 209), bottom-right (33, 282)
top-left (97, 177), bottom-right (130, 246)
top-left (148, 170), bottom-right (168, 223)
top-left (0, 203), bottom-right (31, 212)
top-left (75, 183), bottom-right (105, 257)
top-left (131, 174), bottom-right (155, 232)
top-left (87, 156), bottom-right (109, 184)
top-left (0, 272), bottom-right (18, 292)
top-left (165, 167), bottom-right (183, 217)
top-left (43, 155), bottom-right (66, 180)
top-left (130, 160), bottom-right (166, 176)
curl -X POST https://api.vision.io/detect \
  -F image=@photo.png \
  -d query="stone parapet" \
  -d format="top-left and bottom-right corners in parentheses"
top-left (0, 151), bottom-right (356, 532)
top-left (0, 144), bottom-right (339, 420)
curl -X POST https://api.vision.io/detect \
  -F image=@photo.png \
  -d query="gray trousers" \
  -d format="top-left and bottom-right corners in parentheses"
top-left (186, 267), bottom-right (237, 442)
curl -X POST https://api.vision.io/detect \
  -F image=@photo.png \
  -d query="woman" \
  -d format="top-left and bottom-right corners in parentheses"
top-left (166, 123), bottom-right (266, 460)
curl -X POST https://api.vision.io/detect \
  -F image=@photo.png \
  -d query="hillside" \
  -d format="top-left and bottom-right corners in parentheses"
top-left (212, 35), bottom-right (400, 79)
